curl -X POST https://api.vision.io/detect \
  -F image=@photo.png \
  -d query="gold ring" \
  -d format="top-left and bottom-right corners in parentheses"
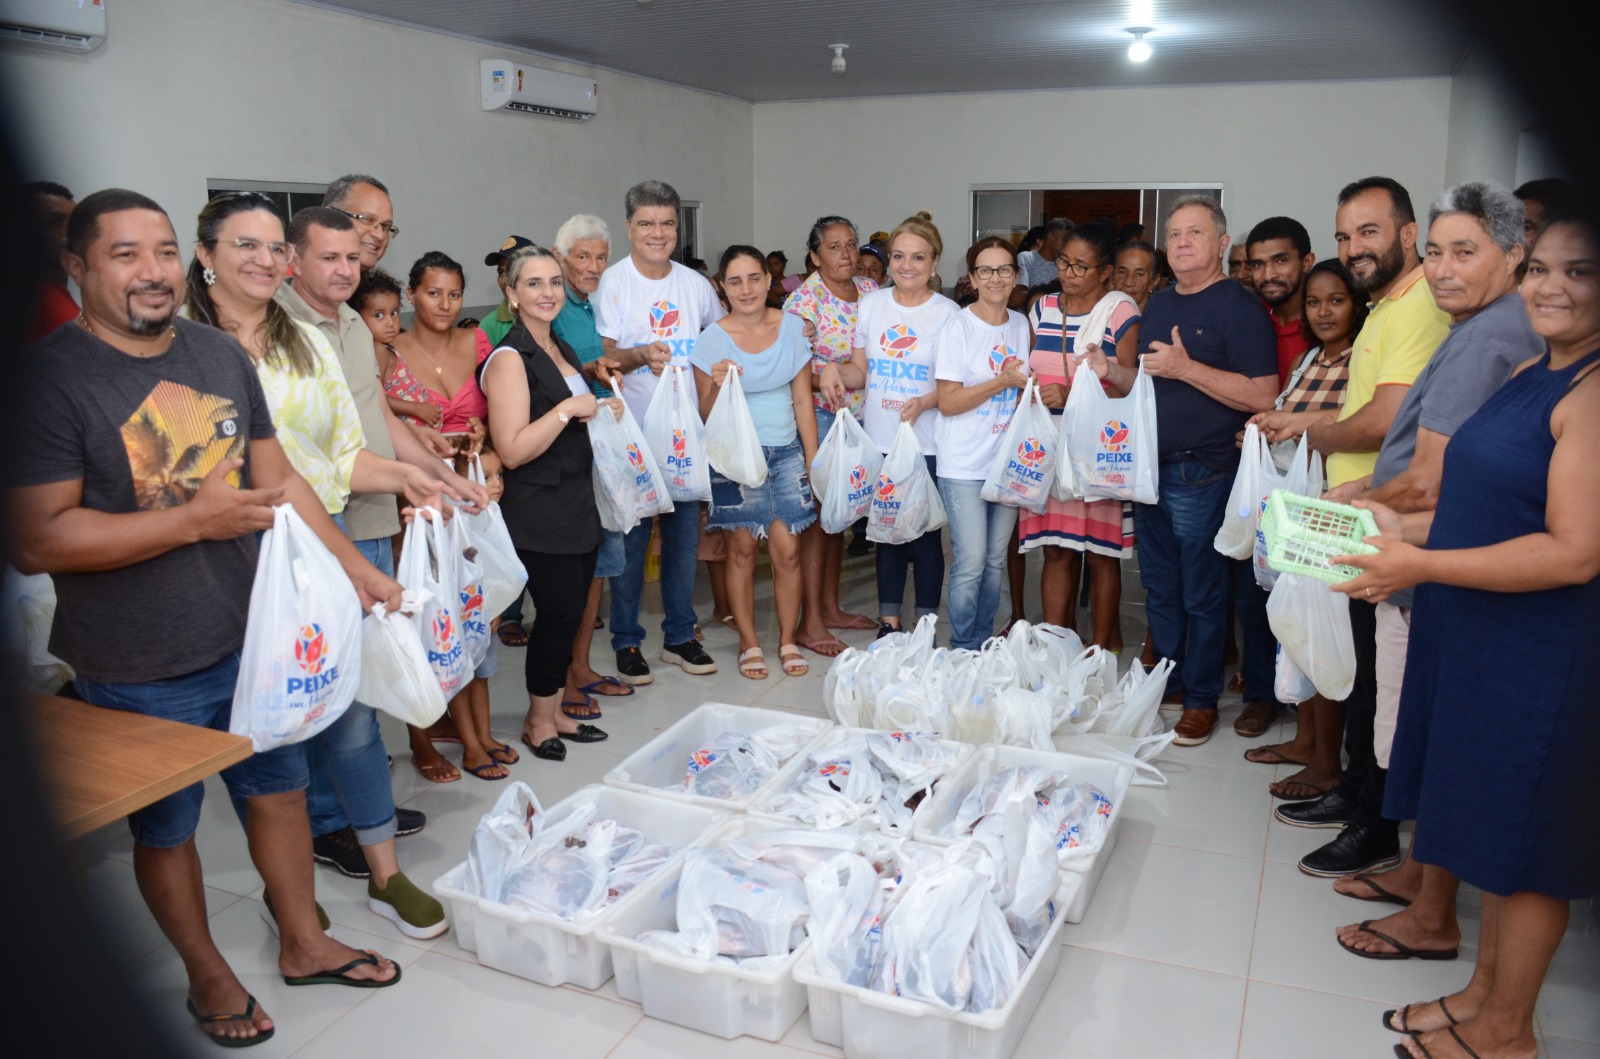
top-left (1365, 588), bottom-right (1373, 598)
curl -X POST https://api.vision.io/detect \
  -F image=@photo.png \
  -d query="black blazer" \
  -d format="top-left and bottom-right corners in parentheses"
top-left (479, 321), bottom-right (600, 555)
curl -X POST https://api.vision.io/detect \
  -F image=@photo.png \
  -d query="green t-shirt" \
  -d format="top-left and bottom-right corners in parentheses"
top-left (551, 294), bottom-right (611, 397)
top-left (480, 300), bottom-right (516, 348)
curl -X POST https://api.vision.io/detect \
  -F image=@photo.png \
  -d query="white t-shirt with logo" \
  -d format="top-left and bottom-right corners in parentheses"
top-left (932, 306), bottom-right (1030, 480)
top-left (594, 257), bottom-right (721, 422)
top-left (853, 287), bottom-right (959, 456)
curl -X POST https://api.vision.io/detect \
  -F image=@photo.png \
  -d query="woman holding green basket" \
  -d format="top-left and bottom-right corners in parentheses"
top-left (1331, 212), bottom-right (1600, 1059)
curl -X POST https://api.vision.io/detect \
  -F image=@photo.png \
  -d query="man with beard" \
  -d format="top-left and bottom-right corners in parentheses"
top-left (10, 189), bottom-right (406, 1044)
top-left (1245, 217), bottom-right (1316, 385)
top-left (1276, 177), bottom-right (1449, 878)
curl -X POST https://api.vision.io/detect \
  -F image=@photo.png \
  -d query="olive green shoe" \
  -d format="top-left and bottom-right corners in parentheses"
top-left (368, 871), bottom-right (449, 940)
top-left (259, 889), bottom-right (332, 937)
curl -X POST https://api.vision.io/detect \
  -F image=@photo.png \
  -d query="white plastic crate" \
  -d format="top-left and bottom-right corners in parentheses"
top-left (602, 701), bottom-right (832, 811)
top-left (748, 726), bottom-right (975, 832)
top-left (795, 875), bottom-right (1079, 1059)
top-left (594, 815), bottom-right (833, 1040)
top-left (911, 745), bottom-right (1133, 923)
top-left (432, 784), bottom-right (729, 989)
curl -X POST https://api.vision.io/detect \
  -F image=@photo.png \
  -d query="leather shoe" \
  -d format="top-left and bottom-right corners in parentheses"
top-left (1171, 708), bottom-right (1219, 746)
top-left (1274, 787), bottom-right (1354, 829)
top-left (1298, 823), bottom-right (1402, 878)
top-left (521, 734), bottom-right (566, 761)
top-left (1233, 700), bottom-right (1277, 738)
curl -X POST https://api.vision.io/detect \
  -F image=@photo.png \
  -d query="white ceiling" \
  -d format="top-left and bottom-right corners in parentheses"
top-left (298, 0), bottom-right (1475, 102)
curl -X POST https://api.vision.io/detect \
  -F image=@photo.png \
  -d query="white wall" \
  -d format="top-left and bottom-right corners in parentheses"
top-left (1443, 44), bottom-right (1535, 190)
top-left (2, 0), bottom-right (754, 301)
top-left (753, 79), bottom-right (1454, 269)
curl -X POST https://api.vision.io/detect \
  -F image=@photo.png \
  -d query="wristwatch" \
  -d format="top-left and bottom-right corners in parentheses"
top-left (557, 406), bottom-right (571, 424)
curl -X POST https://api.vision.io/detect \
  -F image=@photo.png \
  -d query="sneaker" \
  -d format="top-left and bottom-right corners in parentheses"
top-left (395, 808), bottom-right (426, 837)
top-left (616, 647), bottom-right (654, 686)
top-left (1171, 708), bottom-right (1219, 746)
top-left (1298, 823), bottom-right (1402, 878)
top-left (259, 889), bottom-right (332, 937)
top-left (660, 639), bottom-right (717, 675)
top-left (368, 871), bottom-right (449, 940)
top-left (311, 826), bottom-right (371, 879)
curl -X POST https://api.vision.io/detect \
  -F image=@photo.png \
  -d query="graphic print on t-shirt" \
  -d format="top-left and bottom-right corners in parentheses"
top-left (649, 300), bottom-right (680, 338)
top-left (120, 380), bottom-right (245, 509)
top-left (984, 342), bottom-right (1021, 428)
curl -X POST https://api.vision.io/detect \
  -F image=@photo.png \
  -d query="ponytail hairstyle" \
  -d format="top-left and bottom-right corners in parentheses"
top-left (185, 191), bottom-right (317, 377)
top-left (888, 211), bottom-right (944, 288)
top-left (718, 243), bottom-right (766, 277)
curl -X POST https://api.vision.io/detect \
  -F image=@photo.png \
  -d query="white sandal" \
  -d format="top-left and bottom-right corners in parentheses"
top-left (738, 646), bottom-right (769, 680)
top-left (778, 644), bottom-right (808, 676)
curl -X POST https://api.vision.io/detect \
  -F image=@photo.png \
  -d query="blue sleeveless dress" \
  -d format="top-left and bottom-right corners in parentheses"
top-left (1384, 349), bottom-right (1600, 898)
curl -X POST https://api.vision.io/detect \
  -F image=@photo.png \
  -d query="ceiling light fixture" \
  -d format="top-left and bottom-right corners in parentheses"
top-left (1126, 27), bottom-right (1152, 63)
top-left (830, 43), bottom-right (848, 75)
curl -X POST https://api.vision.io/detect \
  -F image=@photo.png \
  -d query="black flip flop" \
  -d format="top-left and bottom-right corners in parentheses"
top-left (1346, 873), bottom-right (1415, 908)
top-left (1338, 920), bottom-right (1458, 961)
top-left (485, 741), bottom-right (520, 766)
top-left (1243, 746), bottom-right (1308, 766)
top-left (1383, 996), bottom-right (1459, 1035)
top-left (186, 995), bottom-right (275, 1048)
top-left (283, 951), bottom-right (401, 988)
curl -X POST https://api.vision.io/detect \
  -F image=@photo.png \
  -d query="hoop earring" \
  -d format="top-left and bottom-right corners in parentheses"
top-left (202, 266), bottom-right (217, 286)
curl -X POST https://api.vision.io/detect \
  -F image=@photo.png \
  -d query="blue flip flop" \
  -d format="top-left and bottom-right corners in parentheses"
top-left (578, 676), bottom-right (633, 698)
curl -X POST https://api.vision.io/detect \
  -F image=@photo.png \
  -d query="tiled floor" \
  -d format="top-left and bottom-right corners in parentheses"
top-left (76, 548), bottom-right (1599, 1057)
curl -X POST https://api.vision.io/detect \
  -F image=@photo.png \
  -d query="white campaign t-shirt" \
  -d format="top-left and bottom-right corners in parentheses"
top-left (932, 306), bottom-right (1030, 480)
top-left (595, 257), bottom-right (721, 421)
top-left (853, 288), bottom-right (959, 456)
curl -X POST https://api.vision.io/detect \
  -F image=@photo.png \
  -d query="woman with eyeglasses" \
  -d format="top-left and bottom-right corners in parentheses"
top-left (933, 237), bottom-right (1031, 650)
top-left (182, 191), bottom-right (450, 938)
top-left (784, 214), bottom-right (880, 655)
top-left (1019, 222), bottom-right (1141, 651)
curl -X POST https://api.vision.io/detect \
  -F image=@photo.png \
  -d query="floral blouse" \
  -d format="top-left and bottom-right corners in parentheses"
top-left (258, 319), bottom-right (366, 514)
top-left (384, 328), bottom-right (491, 432)
top-left (783, 272), bottom-right (878, 414)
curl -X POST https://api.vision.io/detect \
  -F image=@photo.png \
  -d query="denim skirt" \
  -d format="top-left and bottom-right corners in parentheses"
top-left (707, 439), bottom-right (818, 538)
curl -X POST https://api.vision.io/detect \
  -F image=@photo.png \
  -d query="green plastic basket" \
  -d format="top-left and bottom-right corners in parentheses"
top-left (1260, 489), bottom-right (1380, 583)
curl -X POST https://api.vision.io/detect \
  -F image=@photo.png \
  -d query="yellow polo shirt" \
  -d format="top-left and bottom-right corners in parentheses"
top-left (1325, 265), bottom-right (1450, 486)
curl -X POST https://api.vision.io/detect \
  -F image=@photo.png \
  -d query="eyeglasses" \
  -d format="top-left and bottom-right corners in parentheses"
top-left (972, 264), bottom-right (1018, 280)
top-left (228, 237), bottom-right (295, 263)
top-left (1055, 258), bottom-right (1101, 277)
top-left (331, 206), bottom-right (399, 239)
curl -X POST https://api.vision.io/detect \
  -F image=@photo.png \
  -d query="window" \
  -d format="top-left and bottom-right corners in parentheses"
top-left (673, 201), bottom-right (702, 267)
top-left (972, 183), bottom-right (1225, 245)
top-left (206, 178), bottom-right (329, 219)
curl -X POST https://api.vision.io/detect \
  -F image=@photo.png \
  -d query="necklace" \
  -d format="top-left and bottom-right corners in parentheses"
top-left (77, 312), bottom-right (176, 344)
top-left (410, 335), bottom-right (449, 375)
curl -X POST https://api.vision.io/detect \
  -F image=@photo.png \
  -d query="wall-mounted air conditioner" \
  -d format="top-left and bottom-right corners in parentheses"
top-left (0, 0), bottom-right (107, 53)
top-left (480, 59), bottom-right (597, 121)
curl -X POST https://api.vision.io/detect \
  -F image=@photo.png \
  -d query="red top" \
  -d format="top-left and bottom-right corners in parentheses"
top-left (29, 282), bottom-right (79, 343)
top-left (384, 328), bottom-right (491, 432)
top-left (1271, 309), bottom-right (1311, 387)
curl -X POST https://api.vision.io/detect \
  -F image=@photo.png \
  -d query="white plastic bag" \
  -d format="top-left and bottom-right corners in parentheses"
top-left (589, 402), bottom-right (675, 534)
top-left (0, 567), bottom-right (72, 692)
top-left (463, 455), bottom-right (528, 616)
top-left (642, 363), bottom-right (712, 502)
top-left (448, 510), bottom-right (491, 670)
top-left (1061, 360), bottom-right (1158, 504)
top-left (805, 851), bottom-right (887, 987)
top-left (981, 379), bottom-right (1059, 514)
top-left (1214, 422), bottom-right (1273, 559)
top-left (867, 421), bottom-right (948, 545)
top-left (1274, 643), bottom-right (1318, 704)
top-left (704, 367), bottom-right (769, 488)
top-left (813, 411), bottom-right (884, 534)
top-left (396, 507), bottom-right (469, 700)
top-left (1267, 573), bottom-right (1356, 700)
top-left (1255, 437), bottom-right (1323, 590)
top-left (230, 504), bottom-right (362, 751)
top-left (356, 595), bottom-right (449, 726)
top-left (642, 847), bottom-right (811, 961)
top-left (464, 781), bottom-right (543, 901)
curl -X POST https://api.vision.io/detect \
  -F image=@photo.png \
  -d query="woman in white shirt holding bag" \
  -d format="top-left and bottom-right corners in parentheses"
top-left (933, 237), bottom-right (1031, 650)
top-left (691, 245), bottom-right (819, 680)
top-left (821, 212), bottom-right (958, 636)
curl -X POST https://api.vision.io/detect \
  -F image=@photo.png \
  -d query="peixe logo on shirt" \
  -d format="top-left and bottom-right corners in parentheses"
top-left (648, 300), bottom-right (680, 338)
top-left (880, 324), bottom-right (917, 358)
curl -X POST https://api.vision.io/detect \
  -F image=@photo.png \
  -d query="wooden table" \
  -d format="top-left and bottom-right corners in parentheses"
top-left (27, 694), bottom-right (254, 839)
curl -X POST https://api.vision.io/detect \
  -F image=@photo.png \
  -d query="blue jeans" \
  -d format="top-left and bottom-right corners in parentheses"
top-left (76, 651), bottom-right (308, 848)
top-left (303, 526), bottom-right (398, 843)
top-left (1135, 459), bottom-right (1234, 710)
top-left (611, 504), bottom-right (700, 650)
top-left (879, 455), bottom-right (944, 619)
top-left (937, 477), bottom-right (1018, 650)
top-left (1232, 559), bottom-right (1283, 707)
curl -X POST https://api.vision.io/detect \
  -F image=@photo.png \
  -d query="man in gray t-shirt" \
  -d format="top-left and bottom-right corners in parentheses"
top-left (1327, 182), bottom-right (1544, 962)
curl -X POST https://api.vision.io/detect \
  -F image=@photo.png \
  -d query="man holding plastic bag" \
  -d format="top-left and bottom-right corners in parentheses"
top-left (1094, 197), bottom-right (1279, 746)
top-left (9, 191), bottom-right (404, 1044)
